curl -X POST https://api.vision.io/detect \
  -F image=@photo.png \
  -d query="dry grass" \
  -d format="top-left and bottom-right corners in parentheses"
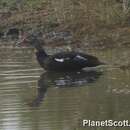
top-left (0, 0), bottom-right (130, 48)
top-left (51, 0), bottom-right (129, 38)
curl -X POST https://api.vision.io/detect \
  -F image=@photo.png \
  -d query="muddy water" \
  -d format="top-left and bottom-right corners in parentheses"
top-left (0, 47), bottom-right (130, 130)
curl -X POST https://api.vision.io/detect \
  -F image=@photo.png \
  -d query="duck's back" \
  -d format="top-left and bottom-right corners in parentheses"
top-left (44, 51), bottom-right (98, 71)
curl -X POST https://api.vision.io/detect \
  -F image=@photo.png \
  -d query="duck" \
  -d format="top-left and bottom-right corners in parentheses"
top-left (20, 34), bottom-right (105, 72)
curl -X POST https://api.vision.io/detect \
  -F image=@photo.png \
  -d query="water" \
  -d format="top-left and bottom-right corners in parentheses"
top-left (0, 47), bottom-right (130, 130)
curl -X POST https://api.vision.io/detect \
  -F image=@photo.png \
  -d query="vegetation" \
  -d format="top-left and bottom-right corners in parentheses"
top-left (0, 0), bottom-right (130, 48)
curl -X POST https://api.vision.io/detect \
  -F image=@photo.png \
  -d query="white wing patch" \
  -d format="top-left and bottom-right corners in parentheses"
top-left (54, 58), bottom-right (64, 62)
top-left (54, 55), bottom-right (87, 62)
top-left (76, 55), bottom-right (87, 61)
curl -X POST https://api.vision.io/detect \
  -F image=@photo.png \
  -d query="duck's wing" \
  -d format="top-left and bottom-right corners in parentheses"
top-left (73, 54), bottom-right (88, 62)
top-left (52, 52), bottom-right (89, 63)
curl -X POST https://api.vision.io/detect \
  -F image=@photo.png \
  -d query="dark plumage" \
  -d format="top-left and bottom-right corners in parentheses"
top-left (6, 28), bottom-right (20, 39)
top-left (20, 34), bottom-right (104, 72)
top-left (0, 32), bottom-right (4, 38)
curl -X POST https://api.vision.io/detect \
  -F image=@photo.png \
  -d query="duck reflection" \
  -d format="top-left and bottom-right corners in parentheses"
top-left (30, 70), bottom-right (103, 107)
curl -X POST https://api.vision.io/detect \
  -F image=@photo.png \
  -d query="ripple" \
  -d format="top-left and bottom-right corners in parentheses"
top-left (4, 76), bottom-right (39, 79)
top-left (0, 73), bottom-right (40, 76)
top-left (2, 68), bottom-right (42, 74)
top-left (0, 80), bottom-right (37, 85)
top-left (0, 65), bottom-right (28, 67)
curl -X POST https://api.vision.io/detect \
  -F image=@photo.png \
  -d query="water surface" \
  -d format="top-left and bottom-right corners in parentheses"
top-left (0, 47), bottom-right (130, 130)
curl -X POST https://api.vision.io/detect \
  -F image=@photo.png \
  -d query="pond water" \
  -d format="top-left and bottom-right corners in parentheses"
top-left (0, 47), bottom-right (130, 130)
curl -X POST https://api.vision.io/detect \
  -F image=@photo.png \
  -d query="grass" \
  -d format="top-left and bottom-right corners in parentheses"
top-left (0, 0), bottom-right (130, 48)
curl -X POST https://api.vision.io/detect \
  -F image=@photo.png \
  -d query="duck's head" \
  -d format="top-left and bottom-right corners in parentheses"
top-left (18, 32), bottom-right (44, 51)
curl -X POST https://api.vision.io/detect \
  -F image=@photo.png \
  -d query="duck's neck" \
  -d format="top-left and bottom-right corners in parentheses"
top-left (34, 41), bottom-right (48, 57)
top-left (33, 41), bottom-right (48, 68)
top-left (35, 47), bottom-right (48, 68)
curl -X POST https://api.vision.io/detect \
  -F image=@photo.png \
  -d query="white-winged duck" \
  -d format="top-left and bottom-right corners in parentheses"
top-left (20, 34), bottom-right (105, 72)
